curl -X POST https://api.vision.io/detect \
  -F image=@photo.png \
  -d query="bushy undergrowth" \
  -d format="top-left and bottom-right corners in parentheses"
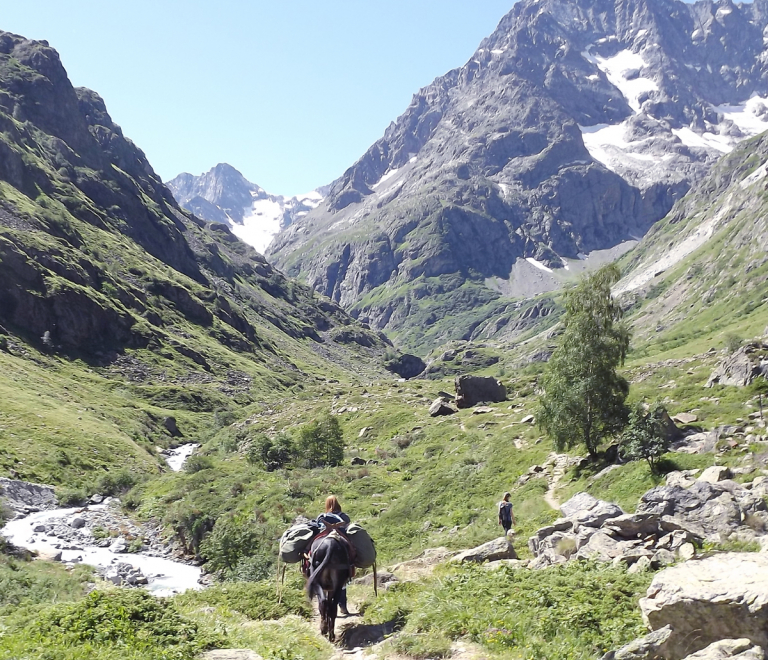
top-left (175, 578), bottom-right (311, 621)
top-left (1, 589), bottom-right (223, 660)
top-left (362, 562), bottom-right (653, 660)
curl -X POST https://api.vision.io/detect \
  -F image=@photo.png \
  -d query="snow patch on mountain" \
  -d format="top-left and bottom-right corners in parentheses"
top-left (582, 47), bottom-right (658, 112)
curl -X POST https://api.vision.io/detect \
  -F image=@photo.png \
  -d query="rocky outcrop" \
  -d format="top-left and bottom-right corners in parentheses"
top-left (0, 478), bottom-right (57, 515)
top-left (531, 473), bottom-right (768, 568)
top-left (639, 554), bottom-right (768, 659)
top-left (385, 353), bottom-right (426, 379)
top-left (707, 343), bottom-right (768, 388)
top-left (455, 375), bottom-right (506, 408)
top-left (635, 480), bottom-right (767, 542)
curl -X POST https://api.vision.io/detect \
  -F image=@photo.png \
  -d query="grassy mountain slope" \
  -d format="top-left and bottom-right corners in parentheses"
top-left (0, 31), bottom-right (394, 488)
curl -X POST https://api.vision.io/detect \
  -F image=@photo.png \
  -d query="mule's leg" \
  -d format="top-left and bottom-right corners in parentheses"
top-left (318, 592), bottom-right (329, 637)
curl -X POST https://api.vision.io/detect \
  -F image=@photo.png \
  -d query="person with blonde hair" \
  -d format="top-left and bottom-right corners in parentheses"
top-left (498, 492), bottom-right (516, 534)
top-left (323, 495), bottom-right (350, 523)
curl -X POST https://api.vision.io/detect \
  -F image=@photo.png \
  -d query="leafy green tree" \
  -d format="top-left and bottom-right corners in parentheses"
top-left (620, 401), bottom-right (671, 473)
top-left (538, 264), bottom-right (630, 458)
top-left (296, 413), bottom-right (345, 468)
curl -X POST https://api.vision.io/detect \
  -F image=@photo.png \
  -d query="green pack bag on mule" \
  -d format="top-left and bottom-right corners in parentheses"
top-left (279, 524), bottom-right (316, 564)
top-left (346, 522), bottom-right (376, 568)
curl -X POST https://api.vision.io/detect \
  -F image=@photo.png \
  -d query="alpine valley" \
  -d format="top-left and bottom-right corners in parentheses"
top-left (1, 0), bottom-right (768, 659)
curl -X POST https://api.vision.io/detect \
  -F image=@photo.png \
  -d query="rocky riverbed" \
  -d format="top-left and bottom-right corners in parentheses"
top-left (0, 445), bottom-right (204, 595)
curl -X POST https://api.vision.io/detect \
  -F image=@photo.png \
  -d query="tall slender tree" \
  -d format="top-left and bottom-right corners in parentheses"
top-left (538, 264), bottom-right (630, 458)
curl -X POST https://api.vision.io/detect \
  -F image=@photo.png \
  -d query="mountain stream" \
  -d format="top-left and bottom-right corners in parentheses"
top-left (0, 443), bottom-right (202, 596)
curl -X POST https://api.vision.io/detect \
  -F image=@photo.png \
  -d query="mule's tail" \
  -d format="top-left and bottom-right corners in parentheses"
top-left (305, 540), bottom-right (333, 599)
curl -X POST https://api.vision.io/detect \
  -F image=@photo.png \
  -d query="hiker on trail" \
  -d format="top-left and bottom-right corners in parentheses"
top-left (316, 495), bottom-right (352, 616)
top-left (498, 492), bottom-right (516, 534)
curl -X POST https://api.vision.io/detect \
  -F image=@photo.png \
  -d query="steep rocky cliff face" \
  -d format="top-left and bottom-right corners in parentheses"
top-left (268, 0), bottom-right (768, 351)
top-left (166, 164), bottom-right (323, 254)
top-left (0, 31), bottom-right (389, 373)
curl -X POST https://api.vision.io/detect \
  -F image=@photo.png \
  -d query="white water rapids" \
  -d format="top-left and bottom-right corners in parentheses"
top-left (0, 443), bottom-right (203, 596)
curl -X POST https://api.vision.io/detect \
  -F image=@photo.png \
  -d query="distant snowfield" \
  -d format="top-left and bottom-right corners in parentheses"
top-left (231, 191), bottom-right (322, 253)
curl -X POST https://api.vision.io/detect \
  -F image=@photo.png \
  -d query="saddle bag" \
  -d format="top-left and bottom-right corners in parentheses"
top-left (346, 522), bottom-right (376, 568)
top-left (279, 523), bottom-right (318, 564)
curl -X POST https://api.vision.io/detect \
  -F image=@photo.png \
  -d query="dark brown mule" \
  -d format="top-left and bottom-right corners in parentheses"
top-left (305, 530), bottom-right (351, 642)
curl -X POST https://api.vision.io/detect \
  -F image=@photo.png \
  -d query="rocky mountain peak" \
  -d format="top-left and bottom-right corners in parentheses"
top-left (166, 164), bottom-right (323, 253)
top-left (267, 0), bottom-right (768, 351)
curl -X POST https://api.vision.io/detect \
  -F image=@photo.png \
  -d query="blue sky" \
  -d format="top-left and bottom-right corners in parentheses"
top-left (2, 1), bottom-right (514, 196)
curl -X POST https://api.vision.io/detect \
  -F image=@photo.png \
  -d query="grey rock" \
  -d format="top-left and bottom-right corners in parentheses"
top-left (637, 484), bottom-right (747, 541)
top-left (682, 639), bottom-right (764, 660)
top-left (651, 548), bottom-right (676, 567)
top-left (560, 492), bottom-right (624, 527)
top-left (603, 513), bottom-right (661, 539)
top-left (451, 537), bottom-right (517, 563)
top-left (600, 625), bottom-right (672, 660)
top-left (699, 466), bottom-right (731, 483)
top-left (454, 375), bottom-right (506, 408)
top-left (69, 517), bottom-right (86, 529)
top-left (628, 555), bottom-right (653, 574)
top-left (109, 537), bottom-right (128, 553)
top-left (640, 553), bottom-right (768, 658)
top-left (35, 548), bottom-right (62, 562)
top-left (429, 398), bottom-right (456, 417)
top-left (353, 570), bottom-right (398, 586)
top-left (707, 343), bottom-right (768, 388)
top-left (678, 542), bottom-right (696, 560)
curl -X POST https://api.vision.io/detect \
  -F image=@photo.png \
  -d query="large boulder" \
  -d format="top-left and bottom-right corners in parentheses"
top-left (640, 553), bottom-right (768, 659)
top-left (454, 375), bottom-right (506, 408)
top-left (560, 492), bottom-right (624, 527)
top-left (707, 342), bottom-right (768, 388)
top-left (682, 639), bottom-right (764, 660)
top-left (451, 537), bottom-right (517, 563)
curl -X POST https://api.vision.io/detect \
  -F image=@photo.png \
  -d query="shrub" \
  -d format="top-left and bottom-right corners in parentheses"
top-left (175, 580), bottom-right (311, 621)
top-left (724, 333), bottom-right (743, 353)
top-left (184, 455), bottom-right (215, 474)
top-left (621, 401), bottom-right (671, 474)
top-left (199, 515), bottom-right (280, 581)
top-left (247, 432), bottom-right (295, 471)
top-left (32, 589), bottom-right (223, 658)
